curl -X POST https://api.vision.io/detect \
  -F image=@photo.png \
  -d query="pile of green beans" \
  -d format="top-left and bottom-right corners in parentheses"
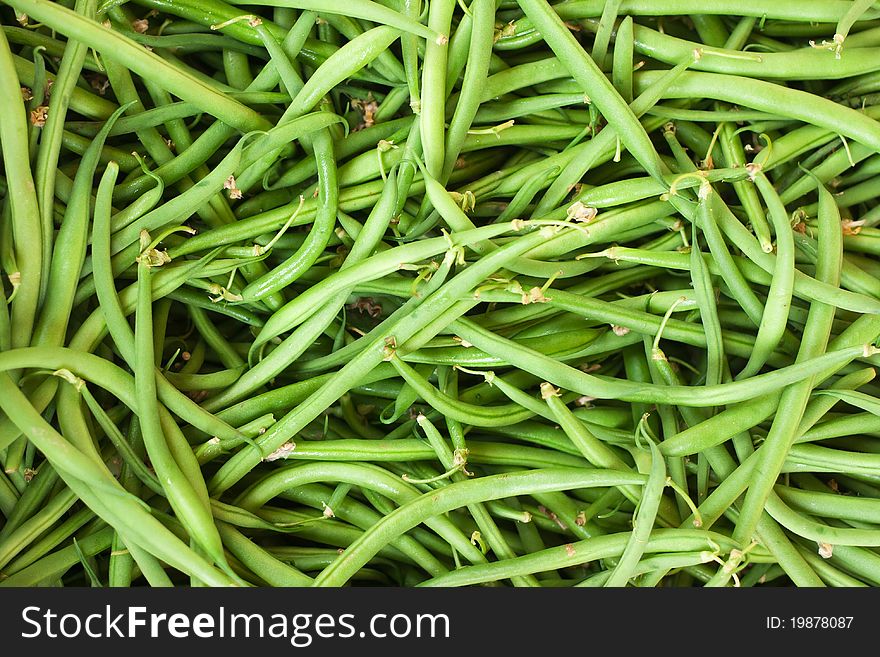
top-left (2, 0), bottom-right (880, 588)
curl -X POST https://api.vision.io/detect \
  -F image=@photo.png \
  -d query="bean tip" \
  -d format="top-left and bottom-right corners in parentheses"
top-left (540, 382), bottom-right (560, 399)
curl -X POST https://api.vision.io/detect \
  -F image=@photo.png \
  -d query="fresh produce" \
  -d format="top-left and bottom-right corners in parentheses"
top-left (2, 0), bottom-right (880, 588)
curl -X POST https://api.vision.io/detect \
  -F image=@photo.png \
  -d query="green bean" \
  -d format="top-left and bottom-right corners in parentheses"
top-left (622, 19), bottom-right (880, 81)
top-left (797, 369), bottom-right (877, 436)
top-left (789, 543), bottom-right (865, 587)
top-left (168, 364), bottom-right (247, 391)
top-left (0, 484), bottom-right (79, 571)
top-left (16, 0), bottom-right (271, 132)
top-left (109, 134), bottom-right (243, 252)
top-left (806, 162), bottom-right (880, 206)
top-left (752, 514), bottom-right (825, 587)
top-left (584, 244), bottom-right (880, 315)
top-left (228, 0), bottom-right (444, 42)
top-left (692, 190), bottom-right (761, 328)
top-left (452, 317), bottom-right (867, 407)
top-left (765, 491), bottom-right (880, 547)
top-left (795, 233), bottom-right (880, 300)
top-left (324, 15), bottom-right (405, 85)
top-left (0, 472), bottom-right (19, 519)
top-left (612, 16), bottom-right (634, 104)
top-left (389, 357), bottom-right (535, 427)
top-left (398, 0), bottom-right (422, 113)
top-left (2, 26), bottom-right (102, 70)
top-left (690, 194), bottom-right (724, 387)
top-left (275, 483), bottom-right (452, 573)
top-left (5, 506), bottom-right (98, 577)
top-left (13, 51), bottom-right (118, 120)
top-left (604, 437), bottom-right (666, 586)
top-left (583, 551), bottom-right (712, 587)
top-left (32, 0), bottom-right (96, 304)
top-left (784, 444), bottom-right (880, 477)
top-left (0, 527), bottom-right (115, 587)
top-left (236, 462), bottom-right (487, 566)
top-left (0, 384), bottom-right (55, 464)
top-left (590, 0), bottom-right (622, 67)
top-left (240, 129), bottom-right (338, 301)
top-left (542, 1), bottom-right (880, 23)
top-left (92, 172), bottom-right (261, 448)
top-left (206, 188), bottom-right (408, 407)
top-left (546, 390), bottom-right (650, 503)
top-left (103, 43), bottom-right (176, 167)
top-left (0, 28), bottom-right (42, 349)
top-left (837, 0), bottom-right (879, 51)
top-left (58, 130), bottom-right (140, 172)
top-left (0, 372), bottom-right (238, 585)
top-left (272, 117), bottom-right (413, 190)
top-left (81, 387), bottom-right (162, 495)
top-left (812, 389), bottom-right (880, 420)
top-left (315, 468), bottom-right (647, 586)
top-left (249, 221), bottom-right (529, 354)
top-left (189, 306), bottom-right (246, 369)
top-left (235, 437), bottom-right (585, 469)
top-left (692, 14), bottom-right (729, 47)
top-left (533, 61), bottom-right (691, 218)
top-left (66, 103), bottom-right (208, 139)
top-left (418, 0), bottom-right (455, 179)
top-left (32, 105), bottom-right (129, 349)
top-left (776, 484), bottom-right (880, 525)
top-left (735, 172), bottom-right (796, 379)
top-left (167, 289), bottom-right (266, 327)
top-left (441, 0), bottom-right (494, 181)
top-left (480, 56), bottom-right (570, 102)
top-left (0, 464), bottom-right (59, 542)
top-left (715, 124), bottom-right (774, 251)
top-left (782, 148), bottom-right (875, 207)
top-left (648, 332), bottom-right (739, 490)
top-left (237, 26), bottom-right (400, 192)
top-left (632, 70), bottom-right (880, 157)
top-left (128, 0), bottom-right (285, 49)
top-left (660, 396), bottom-right (766, 460)
top-left (814, 543), bottom-right (880, 586)
top-left (223, 49), bottom-right (254, 90)
top-left (216, 521), bottom-right (312, 586)
top-left (134, 238), bottom-right (230, 570)
top-left (734, 174), bottom-right (843, 546)
top-left (431, 382), bottom-right (538, 585)
top-left (518, 0), bottom-right (666, 181)
top-left (123, 540), bottom-right (174, 587)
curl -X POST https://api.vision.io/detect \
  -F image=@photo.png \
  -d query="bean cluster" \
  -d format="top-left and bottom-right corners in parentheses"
top-left (1, 0), bottom-right (880, 587)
